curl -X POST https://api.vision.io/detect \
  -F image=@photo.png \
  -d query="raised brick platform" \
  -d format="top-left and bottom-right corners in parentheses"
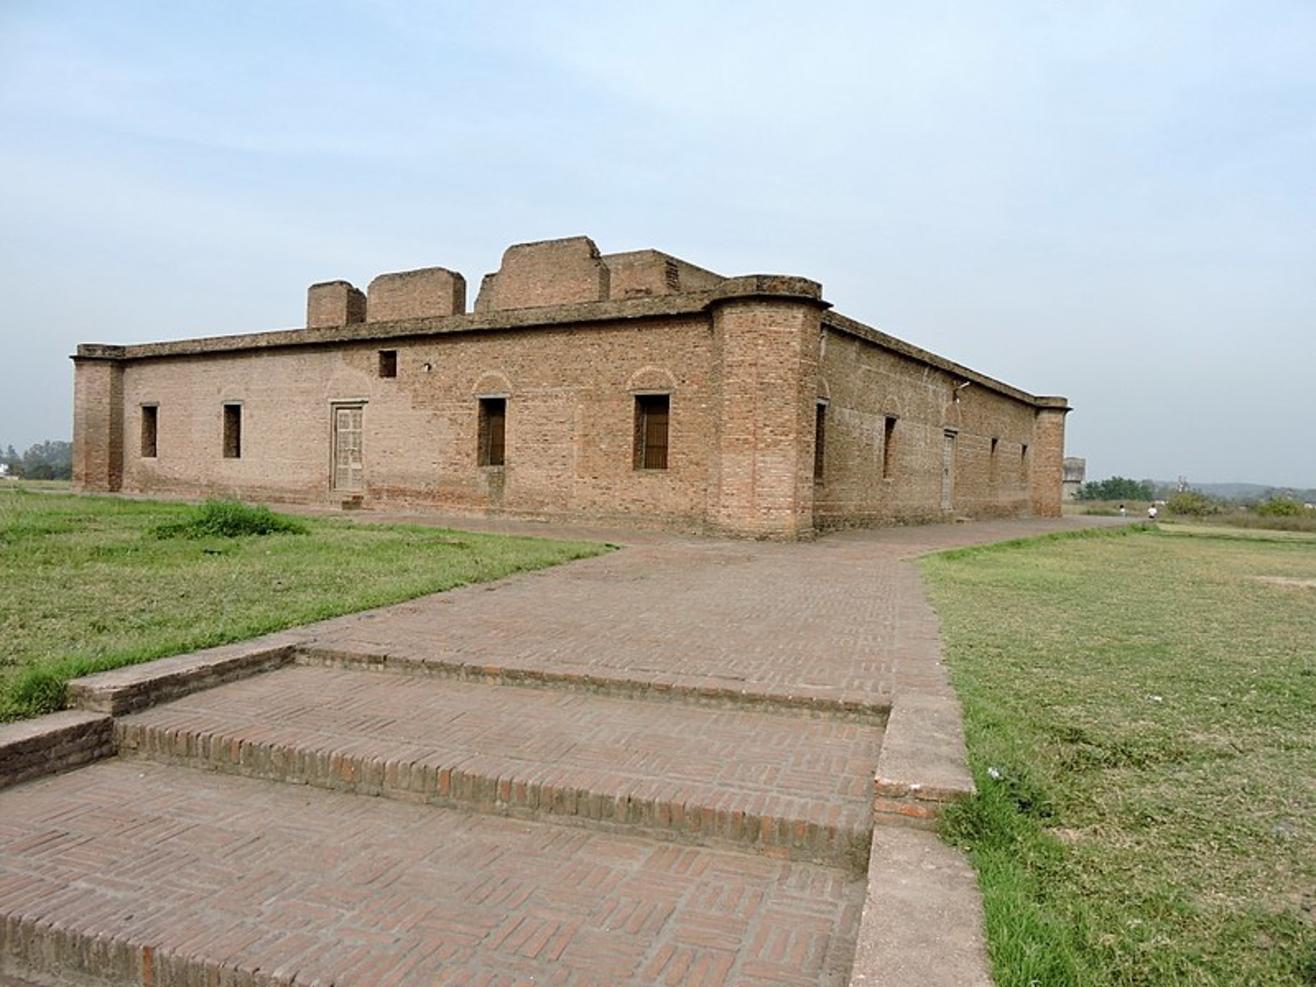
top-left (116, 665), bottom-right (881, 866)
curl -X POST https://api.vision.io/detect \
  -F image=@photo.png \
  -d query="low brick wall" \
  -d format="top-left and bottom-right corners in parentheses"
top-left (0, 711), bottom-right (114, 790)
top-left (65, 636), bottom-right (301, 715)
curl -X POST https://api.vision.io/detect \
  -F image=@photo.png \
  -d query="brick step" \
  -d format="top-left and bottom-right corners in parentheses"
top-left (116, 665), bottom-right (881, 868)
top-left (0, 759), bottom-right (865, 986)
top-left (294, 645), bottom-right (891, 723)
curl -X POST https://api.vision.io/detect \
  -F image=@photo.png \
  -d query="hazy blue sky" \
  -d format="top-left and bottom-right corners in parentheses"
top-left (2, 2), bottom-right (1312, 486)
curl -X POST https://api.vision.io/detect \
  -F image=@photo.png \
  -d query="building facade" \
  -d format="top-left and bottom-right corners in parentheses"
top-left (72, 236), bottom-right (1069, 539)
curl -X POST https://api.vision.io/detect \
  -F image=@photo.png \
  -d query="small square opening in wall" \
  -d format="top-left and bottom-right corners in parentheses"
top-left (222, 404), bottom-right (242, 459)
top-left (478, 397), bottom-right (506, 467)
top-left (634, 394), bottom-right (670, 470)
top-left (140, 405), bottom-right (158, 458)
top-left (378, 350), bottom-right (398, 378)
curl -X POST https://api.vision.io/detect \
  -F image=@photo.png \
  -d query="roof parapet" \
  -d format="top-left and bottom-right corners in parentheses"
top-left (307, 280), bottom-right (366, 329)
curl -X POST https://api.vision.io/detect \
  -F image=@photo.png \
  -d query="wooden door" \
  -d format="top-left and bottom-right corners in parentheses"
top-left (333, 405), bottom-right (364, 491)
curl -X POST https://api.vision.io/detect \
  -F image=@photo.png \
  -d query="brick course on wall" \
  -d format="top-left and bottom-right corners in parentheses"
top-left (74, 236), bottom-right (1069, 537)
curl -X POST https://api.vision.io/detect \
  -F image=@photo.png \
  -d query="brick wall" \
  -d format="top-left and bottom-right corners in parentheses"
top-left (367, 267), bottom-right (466, 322)
top-left (72, 356), bottom-right (124, 491)
top-left (118, 314), bottom-right (722, 529)
top-left (475, 237), bottom-right (610, 313)
top-left (604, 250), bottom-right (723, 299)
top-left (77, 240), bottom-right (1068, 536)
top-left (815, 327), bottom-right (1056, 526)
top-left (307, 280), bottom-right (367, 328)
top-left (710, 284), bottom-right (823, 538)
top-left (1029, 408), bottom-right (1068, 516)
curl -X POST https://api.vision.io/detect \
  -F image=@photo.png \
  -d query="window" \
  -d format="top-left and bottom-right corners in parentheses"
top-left (478, 397), bottom-right (506, 467)
top-left (634, 394), bottom-right (669, 470)
top-left (814, 403), bottom-right (827, 481)
top-left (1020, 443), bottom-right (1029, 482)
top-left (882, 416), bottom-right (897, 478)
top-left (140, 405), bottom-right (158, 458)
top-left (378, 350), bottom-right (397, 378)
top-left (223, 404), bottom-right (242, 459)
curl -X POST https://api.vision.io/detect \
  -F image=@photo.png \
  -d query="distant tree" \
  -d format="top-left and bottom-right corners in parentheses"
top-left (18, 440), bottom-right (73, 481)
top-left (1166, 490), bottom-right (1219, 516)
top-left (1255, 496), bottom-right (1305, 517)
top-left (1, 444), bottom-right (22, 477)
top-left (1075, 476), bottom-right (1155, 501)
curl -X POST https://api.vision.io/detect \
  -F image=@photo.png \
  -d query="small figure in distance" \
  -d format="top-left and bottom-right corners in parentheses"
top-left (1119, 504), bottom-right (1127, 518)
top-left (1147, 503), bottom-right (1159, 521)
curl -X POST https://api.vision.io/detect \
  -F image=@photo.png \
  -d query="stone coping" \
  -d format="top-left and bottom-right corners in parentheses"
top-left (848, 827), bottom-right (993, 986)
top-left (872, 692), bottom-right (976, 829)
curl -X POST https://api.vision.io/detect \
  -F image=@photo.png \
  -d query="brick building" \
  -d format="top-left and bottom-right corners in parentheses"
top-left (72, 236), bottom-right (1069, 538)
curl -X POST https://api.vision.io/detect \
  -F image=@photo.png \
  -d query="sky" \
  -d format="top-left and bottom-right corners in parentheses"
top-left (1, 1), bottom-right (1312, 487)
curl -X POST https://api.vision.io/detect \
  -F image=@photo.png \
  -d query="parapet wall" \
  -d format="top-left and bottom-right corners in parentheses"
top-left (367, 267), bottom-right (466, 322)
top-left (307, 281), bottom-right (366, 329)
top-left (474, 236), bottom-right (611, 313)
top-left (603, 250), bottom-right (724, 300)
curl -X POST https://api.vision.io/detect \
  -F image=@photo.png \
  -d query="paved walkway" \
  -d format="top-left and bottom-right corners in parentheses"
top-left (0, 514), bottom-right (1121, 986)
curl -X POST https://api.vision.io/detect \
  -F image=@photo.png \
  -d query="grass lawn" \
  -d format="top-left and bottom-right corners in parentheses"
top-left (0, 490), bottom-right (607, 722)
top-left (922, 526), bottom-right (1315, 986)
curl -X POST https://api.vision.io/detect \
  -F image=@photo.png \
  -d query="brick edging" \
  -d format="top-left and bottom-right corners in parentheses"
top-left (0, 711), bottom-right (114, 791)
top-left (65, 639), bottom-right (301, 715)
top-left (295, 646), bottom-right (890, 723)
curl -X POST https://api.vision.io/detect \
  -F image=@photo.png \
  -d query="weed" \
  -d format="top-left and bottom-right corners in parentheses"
top-left (151, 500), bottom-right (308, 539)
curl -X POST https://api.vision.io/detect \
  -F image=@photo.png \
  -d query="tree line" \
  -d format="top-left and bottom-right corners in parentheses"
top-left (1, 440), bottom-right (73, 480)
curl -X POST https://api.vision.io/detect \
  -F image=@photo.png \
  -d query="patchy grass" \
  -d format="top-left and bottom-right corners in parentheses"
top-left (922, 527), bottom-right (1316, 987)
top-left (0, 490), bottom-right (607, 721)
top-left (151, 499), bottom-right (309, 539)
top-left (0, 478), bottom-right (71, 492)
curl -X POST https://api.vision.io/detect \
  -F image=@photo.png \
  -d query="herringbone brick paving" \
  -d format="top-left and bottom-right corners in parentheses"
top-left (299, 518), bottom-right (1108, 704)
top-left (116, 666), bottom-right (881, 863)
top-left (0, 760), bottom-right (863, 985)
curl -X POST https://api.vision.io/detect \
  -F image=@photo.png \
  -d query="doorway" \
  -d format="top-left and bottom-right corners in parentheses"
top-left (941, 430), bottom-right (956, 511)
top-left (332, 404), bottom-right (364, 492)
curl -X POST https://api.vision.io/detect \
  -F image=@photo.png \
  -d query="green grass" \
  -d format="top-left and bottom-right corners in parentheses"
top-left (0, 490), bottom-right (608, 722)
top-left (922, 527), bottom-right (1316, 987)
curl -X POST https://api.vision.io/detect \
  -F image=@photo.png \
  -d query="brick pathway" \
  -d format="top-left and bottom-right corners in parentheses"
top-left (1, 761), bottom-right (864, 986)
top-left (0, 514), bottom-right (1121, 985)
top-left (300, 516), bottom-right (1115, 706)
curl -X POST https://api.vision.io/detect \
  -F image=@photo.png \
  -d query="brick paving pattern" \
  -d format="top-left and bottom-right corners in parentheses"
top-left (0, 761), bottom-right (864, 986)
top-left (302, 517), bottom-right (1108, 704)
top-left (117, 666), bottom-right (881, 864)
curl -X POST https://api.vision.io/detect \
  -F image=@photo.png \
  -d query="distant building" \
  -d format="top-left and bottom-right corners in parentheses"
top-left (72, 235), bottom-right (1071, 538)
top-left (1062, 457), bottom-right (1086, 500)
